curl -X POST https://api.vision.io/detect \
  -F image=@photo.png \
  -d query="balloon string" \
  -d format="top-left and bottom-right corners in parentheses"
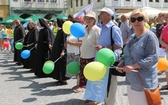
top-left (15, 38), bottom-right (24, 43)
top-left (54, 56), bottom-right (62, 63)
top-left (109, 66), bottom-right (138, 72)
top-left (23, 43), bottom-right (34, 47)
top-left (85, 37), bottom-right (95, 47)
top-left (30, 46), bottom-right (35, 51)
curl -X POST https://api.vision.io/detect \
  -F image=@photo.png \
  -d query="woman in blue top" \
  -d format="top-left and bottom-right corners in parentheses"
top-left (116, 9), bottom-right (159, 105)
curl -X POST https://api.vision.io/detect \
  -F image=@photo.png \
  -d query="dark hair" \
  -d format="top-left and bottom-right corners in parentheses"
top-left (68, 14), bottom-right (73, 19)
top-left (111, 16), bottom-right (114, 20)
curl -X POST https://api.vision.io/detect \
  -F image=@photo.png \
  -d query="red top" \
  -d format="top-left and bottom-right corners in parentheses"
top-left (161, 25), bottom-right (168, 49)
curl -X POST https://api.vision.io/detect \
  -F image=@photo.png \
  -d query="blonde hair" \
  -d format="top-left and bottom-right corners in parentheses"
top-left (129, 9), bottom-right (149, 22)
top-left (164, 12), bottom-right (168, 17)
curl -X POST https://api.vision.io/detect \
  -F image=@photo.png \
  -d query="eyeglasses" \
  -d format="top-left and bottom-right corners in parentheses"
top-left (130, 16), bottom-right (144, 23)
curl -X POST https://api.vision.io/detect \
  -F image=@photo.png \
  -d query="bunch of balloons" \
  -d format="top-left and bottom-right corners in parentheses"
top-left (62, 21), bottom-right (86, 38)
top-left (83, 48), bottom-right (116, 81)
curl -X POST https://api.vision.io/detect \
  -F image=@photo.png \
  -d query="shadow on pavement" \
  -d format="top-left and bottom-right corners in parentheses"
top-left (31, 88), bottom-right (73, 96)
top-left (22, 97), bottom-right (37, 103)
top-left (47, 99), bottom-right (88, 105)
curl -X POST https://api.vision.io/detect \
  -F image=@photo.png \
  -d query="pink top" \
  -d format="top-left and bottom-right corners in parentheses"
top-left (161, 25), bottom-right (168, 48)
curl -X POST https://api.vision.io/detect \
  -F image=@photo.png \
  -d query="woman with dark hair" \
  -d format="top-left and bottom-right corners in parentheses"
top-left (34, 19), bottom-right (55, 77)
top-left (50, 18), bottom-right (69, 85)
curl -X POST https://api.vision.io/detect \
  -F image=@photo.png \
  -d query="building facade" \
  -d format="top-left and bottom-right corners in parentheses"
top-left (68, 0), bottom-right (168, 18)
top-left (10, 0), bottom-right (67, 19)
top-left (0, 0), bottom-right (9, 21)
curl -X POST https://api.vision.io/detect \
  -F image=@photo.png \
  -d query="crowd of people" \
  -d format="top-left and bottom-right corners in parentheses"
top-left (0, 7), bottom-right (168, 105)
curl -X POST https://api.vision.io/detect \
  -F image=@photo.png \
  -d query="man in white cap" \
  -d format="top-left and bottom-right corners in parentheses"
top-left (95, 7), bottom-right (123, 105)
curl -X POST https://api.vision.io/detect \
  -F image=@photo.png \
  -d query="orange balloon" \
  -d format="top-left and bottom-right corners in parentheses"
top-left (157, 58), bottom-right (168, 71)
top-left (7, 29), bottom-right (12, 35)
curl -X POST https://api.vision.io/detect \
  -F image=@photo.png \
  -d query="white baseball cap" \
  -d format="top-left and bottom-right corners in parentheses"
top-left (98, 7), bottom-right (114, 16)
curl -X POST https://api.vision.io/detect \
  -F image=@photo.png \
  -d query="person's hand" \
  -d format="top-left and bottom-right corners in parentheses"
top-left (60, 52), bottom-right (65, 57)
top-left (95, 45), bottom-right (103, 51)
top-left (117, 60), bottom-right (124, 67)
top-left (123, 65), bottom-right (134, 72)
top-left (116, 67), bottom-right (124, 73)
top-left (49, 44), bottom-right (52, 50)
top-left (35, 44), bottom-right (37, 49)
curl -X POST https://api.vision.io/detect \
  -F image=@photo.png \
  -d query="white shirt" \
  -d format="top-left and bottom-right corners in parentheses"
top-left (67, 34), bottom-right (80, 55)
top-left (80, 25), bottom-right (100, 58)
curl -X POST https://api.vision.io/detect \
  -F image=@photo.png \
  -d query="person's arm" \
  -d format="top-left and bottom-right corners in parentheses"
top-left (124, 35), bottom-right (159, 72)
top-left (159, 34), bottom-right (168, 49)
top-left (67, 39), bottom-right (82, 47)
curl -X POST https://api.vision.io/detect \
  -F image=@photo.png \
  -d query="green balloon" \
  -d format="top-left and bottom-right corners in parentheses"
top-left (43, 61), bottom-right (55, 74)
top-left (96, 48), bottom-right (116, 67)
top-left (15, 42), bottom-right (23, 50)
top-left (66, 61), bottom-right (80, 75)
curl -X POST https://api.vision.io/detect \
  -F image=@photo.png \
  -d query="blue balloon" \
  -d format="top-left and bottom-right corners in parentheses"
top-left (70, 23), bottom-right (86, 38)
top-left (21, 50), bottom-right (30, 59)
top-left (2, 33), bottom-right (6, 37)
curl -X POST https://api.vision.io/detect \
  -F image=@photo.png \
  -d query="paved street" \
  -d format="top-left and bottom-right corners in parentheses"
top-left (0, 51), bottom-right (168, 105)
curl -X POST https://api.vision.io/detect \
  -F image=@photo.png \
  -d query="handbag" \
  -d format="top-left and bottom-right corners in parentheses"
top-left (109, 25), bottom-right (125, 77)
top-left (107, 25), bottom-right (126, 97)
top-left (137, 73), bottom-right (162, 105)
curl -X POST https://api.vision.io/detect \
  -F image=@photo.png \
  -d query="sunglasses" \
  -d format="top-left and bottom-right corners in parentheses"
top-left (130, 16), bottom-right (144, 23)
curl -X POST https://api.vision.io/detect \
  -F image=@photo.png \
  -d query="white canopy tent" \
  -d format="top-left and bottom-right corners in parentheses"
top-left (118, 7), bottom-right (163, 18)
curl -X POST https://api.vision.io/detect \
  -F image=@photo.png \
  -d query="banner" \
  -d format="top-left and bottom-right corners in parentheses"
top-left (84, 68), bottom-right (109, 102)
top-left (73, 1), bottom-right (94, 18)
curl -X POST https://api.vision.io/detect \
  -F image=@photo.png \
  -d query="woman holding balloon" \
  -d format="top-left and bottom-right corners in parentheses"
top-left (73, 11), bottom-right (101, 93)
top-left (34, 19), bottom-right (55, 78)
top-left (50, 18), bottom-right (69, 85)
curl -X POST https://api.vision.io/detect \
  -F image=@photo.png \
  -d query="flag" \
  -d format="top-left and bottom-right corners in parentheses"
top-left (73, 1), bottom-right (94, 18)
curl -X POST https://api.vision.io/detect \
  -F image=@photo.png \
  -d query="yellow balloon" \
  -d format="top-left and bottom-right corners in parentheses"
top-left (62, 21), bottom-right (73, 34)
top-left (84, 62), bottom-right (107, 81)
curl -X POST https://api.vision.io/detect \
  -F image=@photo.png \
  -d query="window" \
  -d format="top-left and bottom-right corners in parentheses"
top-left (76, 0), bottom-right (78, 7)
top-left (88, 0), bottom-right (91, 4)
top-left (80, 0), bottom-right (83, 6)
top-left (155, 0), bottom-right (159, 2)
top-left (24, 0), bottom-right (31, 1)
top-left (97, 0), bottom-right (100, 2)
top-left (126, 0), bottom-right (130, 1)
top-left (38, 0), bottom-right (44, 2)
top-left (164, 0), bottom-right (168, 2)
top-left (50, 0), bottom-right (57, 2)
top-left (70, 0), bottom-right (73, 8)
top-left (137, 0), bottom-right (141, 1)
top-left (149, 0), bottom-right (153, 2)
top-left (114, 0), bottom-right (118, 1)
